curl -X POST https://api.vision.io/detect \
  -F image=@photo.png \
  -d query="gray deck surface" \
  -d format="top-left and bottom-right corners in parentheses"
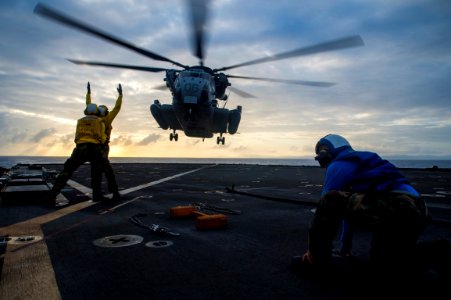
top-left (1, 163), bottom-right (450, 299)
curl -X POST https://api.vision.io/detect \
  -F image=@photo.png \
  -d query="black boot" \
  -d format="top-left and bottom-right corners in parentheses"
top-left (112, 192), bottom-right (121, 202)
top-left (92, 193), bottom-right (109, 202)
top-left (47, 192), bottom-right (58, 206)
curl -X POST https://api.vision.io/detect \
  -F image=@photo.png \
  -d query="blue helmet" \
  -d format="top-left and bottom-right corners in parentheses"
top-left (315, 134), bottom-right (353, 167)
top-left (84, 103), bottom-right (98, 116)
top-left (98, 105), bottom-right (109, 117)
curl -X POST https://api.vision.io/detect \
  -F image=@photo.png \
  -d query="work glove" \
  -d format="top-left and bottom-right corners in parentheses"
top-left (302, 251), bottom-right (316, 265)
top-left (87, 82), bottom-right (91, 94)
top-left (117, 83), bottom-right (122, 96)
top-left (290, 251), bottom-right (317, 274)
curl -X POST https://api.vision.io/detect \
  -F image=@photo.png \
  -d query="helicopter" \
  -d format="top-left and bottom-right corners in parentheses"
top-left (34, 1), bottom-right (364, 145)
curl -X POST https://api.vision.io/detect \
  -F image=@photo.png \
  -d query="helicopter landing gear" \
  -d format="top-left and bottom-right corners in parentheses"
top-left (169, 130), bottom-right (178, 141)
top-left (216, 134), bottom-right (225, 145)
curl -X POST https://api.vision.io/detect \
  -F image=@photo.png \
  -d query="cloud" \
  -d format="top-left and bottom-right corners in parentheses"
top-left (59, 134), bottom-right (74, 144)
top-left (137, 134), bottom-right (161, 146)
top-left (110, 135), bottom-right (134, 146)
top-left (8, 130), bottom-right (28, 144)
top-left (29, 128), bottom-right (57, 142)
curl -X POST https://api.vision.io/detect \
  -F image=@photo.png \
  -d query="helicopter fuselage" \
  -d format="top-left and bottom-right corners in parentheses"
top-left (150, 67), bottom-right (241, 143)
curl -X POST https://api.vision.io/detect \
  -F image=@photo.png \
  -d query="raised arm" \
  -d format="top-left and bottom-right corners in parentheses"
top-left (86, 81), bottom-right (92, 105)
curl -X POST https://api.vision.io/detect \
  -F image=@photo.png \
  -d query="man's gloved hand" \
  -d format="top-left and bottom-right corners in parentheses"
top-left (87, 82), bottom-right (91, 94)
top-left (302, 251), bottom-right (316, 265)
top-left (117, 83), bottom-right (122, 95)
top-left (290, 251), bottom-right (318, 274)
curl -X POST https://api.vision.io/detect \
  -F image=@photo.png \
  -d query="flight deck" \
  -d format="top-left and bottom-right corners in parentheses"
top-left (1, 163), bottom-right (450, 299)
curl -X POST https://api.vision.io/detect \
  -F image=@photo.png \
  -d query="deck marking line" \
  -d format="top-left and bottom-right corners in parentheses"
top-left (67, 179), bottom-right (92, 196)
top-left (99, 196), bottom-right (146, 215)
top-left (118, 164), bottom-right (216, 195)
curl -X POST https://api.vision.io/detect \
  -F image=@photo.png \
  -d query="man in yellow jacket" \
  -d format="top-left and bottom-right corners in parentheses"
top-left (86, 82), bottom-right (122, 201)
top-left (49, 102), bottom-right (108, 204)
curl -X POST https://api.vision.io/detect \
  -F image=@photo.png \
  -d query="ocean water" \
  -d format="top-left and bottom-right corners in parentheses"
top-left (1, 156), bottom-right (451, 169)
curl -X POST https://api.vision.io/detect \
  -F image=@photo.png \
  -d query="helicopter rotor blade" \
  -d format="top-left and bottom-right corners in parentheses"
top-left (34, 3), bottom-right (188, 69)
top-left (214, 35), bottom-right (364, 72)
top-left (227, 75), bottom-right (335, 87)
top-left (227, 86), bottom-right (256, 98)
top-left (67, 59), bottom-right (170, 72)
top-left (188, 0), bottom-right (209, 65)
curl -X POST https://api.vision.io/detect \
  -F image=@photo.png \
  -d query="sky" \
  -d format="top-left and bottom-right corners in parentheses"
top-left (0, 0), bottom-right (450, 159)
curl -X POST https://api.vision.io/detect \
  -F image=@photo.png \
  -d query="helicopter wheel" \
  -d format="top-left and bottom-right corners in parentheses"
top-left (217, 136), bottom-right (225, 145)
top-left (170, 130), bottom-right (178, 142)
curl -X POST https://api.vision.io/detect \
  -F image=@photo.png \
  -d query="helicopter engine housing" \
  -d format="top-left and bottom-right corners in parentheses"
top-left (212, 108), bottom-right (229, 133)
top-left (228, 106), bottom-right (241, 134)
top-left (150, 100), bottom-right (168, 129)
top-left (150, 100), bottom-right (182, 132)
top-left (215, 73), bottom-right (230, 100)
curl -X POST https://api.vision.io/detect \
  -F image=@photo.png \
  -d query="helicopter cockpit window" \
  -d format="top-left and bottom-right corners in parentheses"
top-left (180, 72), bottom-right (196, 78)
top-left (180, 71), bottom-right (211, 80)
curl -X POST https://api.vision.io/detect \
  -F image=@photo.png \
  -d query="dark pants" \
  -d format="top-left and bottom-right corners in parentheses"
top-left (308, 191), bottom-right (427, 274)
top-left (51, 143), bottom-right (104, 200)
top-left (101, 144), bottom-right (119, 195)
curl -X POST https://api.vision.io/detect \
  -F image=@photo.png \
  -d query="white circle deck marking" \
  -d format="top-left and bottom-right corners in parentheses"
top-left (6, 235), bottom-right (43, 245)
top-left (93, 234), bottom-right (143, 248)
top-left (221, 198), bottom-right (235, 202)
top-left (145, 240), bottom-right (174, 248)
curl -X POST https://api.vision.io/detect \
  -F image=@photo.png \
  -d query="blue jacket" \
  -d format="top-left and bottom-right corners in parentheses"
top-left (322, 149), bottom-right (420, 197)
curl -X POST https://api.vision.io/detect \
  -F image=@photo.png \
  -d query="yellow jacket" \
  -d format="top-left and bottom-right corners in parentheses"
top-left (86, 91), bottom-right (122, 143)
top-left (74, 115), bottom-right (106, 144)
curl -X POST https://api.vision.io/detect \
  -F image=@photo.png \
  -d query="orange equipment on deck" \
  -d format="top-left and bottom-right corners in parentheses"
top-left (169, 205), bottom-right (228, 230)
